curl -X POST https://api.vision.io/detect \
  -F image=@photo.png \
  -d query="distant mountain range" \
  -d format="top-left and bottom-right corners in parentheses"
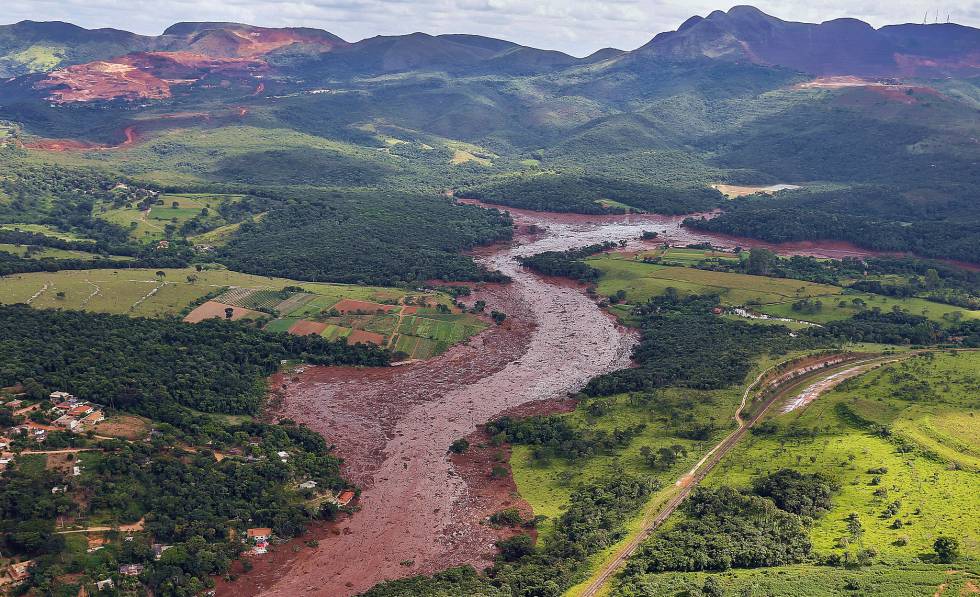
top-left (1, 6), bottom-right (977, 103)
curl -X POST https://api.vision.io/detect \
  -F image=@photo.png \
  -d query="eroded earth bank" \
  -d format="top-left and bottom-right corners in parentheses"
top-left (238, 207), bottom-right (894, 597)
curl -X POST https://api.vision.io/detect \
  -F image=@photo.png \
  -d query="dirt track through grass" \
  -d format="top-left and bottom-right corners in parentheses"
top-left (575, 352), bottom-right (907, 597)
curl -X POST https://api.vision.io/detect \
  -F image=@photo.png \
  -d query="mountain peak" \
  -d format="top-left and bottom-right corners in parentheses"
top-left (636, 6), bottom-right (979, 77)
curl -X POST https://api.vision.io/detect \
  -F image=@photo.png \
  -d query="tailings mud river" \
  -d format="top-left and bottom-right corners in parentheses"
top-left (246, 206), bottom-right (889, 597)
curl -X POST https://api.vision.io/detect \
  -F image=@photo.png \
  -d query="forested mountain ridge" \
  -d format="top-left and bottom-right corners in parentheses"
top-left (0, 6), bottom-right (977, 265)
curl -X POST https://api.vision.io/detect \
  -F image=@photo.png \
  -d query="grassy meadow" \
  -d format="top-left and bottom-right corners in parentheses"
top-left (589, 253), bottom-right (979, 326)
top-left (614, 350), bottom-right (980, 596)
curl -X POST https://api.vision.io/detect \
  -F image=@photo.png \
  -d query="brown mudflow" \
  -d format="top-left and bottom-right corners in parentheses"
top-left (238, 206), bottom-right (893, 597)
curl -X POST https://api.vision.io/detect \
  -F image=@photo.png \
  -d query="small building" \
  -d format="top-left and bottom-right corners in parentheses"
top-left (337, 490), bottom-right (356, 506)
top-left (276, 451), bottom-right (289, 461)
top-left (95, 579), bottom-right (114, 591)
top-left (51, 485), bottom-right (68, 494)
top-left (53, 401), bottom-right (75, 413)
top-left (118, 564), bottom-right (143, 576)
top-left (54, 415), bottom-right (80, 431)
top-left (246, 528), bottom-right (272, 543)
top-left (68, 405), bottom-right (94, 417)
top-left (49, 391), bottom-right (74, 402)
top-left (298, 480), bottom-right (317, 490)
top-left (81, 411), bottom-right (105, 427)
top-left (6, 399), bottom-right (23, 409)
top-left (7, 560), bottom-right (33, 582)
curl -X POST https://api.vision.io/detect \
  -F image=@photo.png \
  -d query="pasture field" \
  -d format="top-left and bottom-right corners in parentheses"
top-left (596, 198), bottom-right (642, 212)
top-left (759, 292), bottom-right (980, 325)
top-left (589, 255), bottom-right (841, 306)
top-left (0, 242), bottom-right (131, 261)
top-left (189, 212), bottom-right (267, 246)
top-left (510, 386), bottom-right (743, 542)
top-left (712, 352), bottom-right (980, 554)
top-left (0, 223), bottom-right (96, 242)
top-left (262, 317), bottom-right (299, 333)
top-left (616, 564), bottom-right (978, 596)
top-left (660, 247), bottom-right (741, 264)
top-left (95, 193), bottom-right (242, 242)
top-left (320, 324), bottom-right (353, 341)
top-left (0, 267), bottom-right (409, 317)
top-left (589, 254), bottom-right (978, 326)
top-left (614, 351), bottom-right (980, 595)
top-left (397, 313), bottom-right (486, 344)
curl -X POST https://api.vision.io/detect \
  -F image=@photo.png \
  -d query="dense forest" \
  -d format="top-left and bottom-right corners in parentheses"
top-left (583, 293), bottom-right (816, 396)
top-left (0, 305), bottom-right (389, 421)
top-left (216, 190), bottom-right (513, 285)
top-left (622, 484), bottom-right (813, 574)
top-left (517, 242), bottom-right (616, 283)
top-left (686, 186), bottom-right (980, 264)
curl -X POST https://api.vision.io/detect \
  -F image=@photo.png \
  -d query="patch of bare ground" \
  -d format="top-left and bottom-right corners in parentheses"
top-left (94, 415), bottom-right (149, 440)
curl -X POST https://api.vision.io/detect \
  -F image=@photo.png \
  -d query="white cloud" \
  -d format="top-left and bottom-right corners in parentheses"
top-left (2, 0), bottom-right (978, 56)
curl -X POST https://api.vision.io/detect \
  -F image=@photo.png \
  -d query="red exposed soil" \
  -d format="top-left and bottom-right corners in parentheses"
top-left (25, 107), bottom-right (248, 152)
top-left (346, 329), bottom-right (387, 346)
top-left (35, 51), bottom-right (268, 103)
top-left (286, 320), bottom-right (328, 336)
top-left (183, 301), bottom-right (263, 323)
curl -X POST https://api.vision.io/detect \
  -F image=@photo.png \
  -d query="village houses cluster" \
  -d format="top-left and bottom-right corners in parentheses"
top-left (0, 391), bottom-right (105, 469)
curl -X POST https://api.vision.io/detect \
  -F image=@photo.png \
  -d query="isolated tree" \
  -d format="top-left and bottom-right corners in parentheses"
top-left (933, 536), bottom-right (960, 563)
top-left (448, 438), bottom-right (469, 454)
top-left (224, 307), bottom-right (234, 320)
top-left (747, 247), bottom-right (778, 276)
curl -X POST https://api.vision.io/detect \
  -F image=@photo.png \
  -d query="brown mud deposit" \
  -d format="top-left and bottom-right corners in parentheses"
top-left (241, 209), bottom-right (643, 597)
top-left (459, 198), bottom-right (904, 260)
top-left (237, 203), bottom-right (934, 597)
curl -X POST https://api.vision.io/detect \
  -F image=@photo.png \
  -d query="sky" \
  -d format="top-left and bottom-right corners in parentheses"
top-left (5, 0), bottom-right (979, 56)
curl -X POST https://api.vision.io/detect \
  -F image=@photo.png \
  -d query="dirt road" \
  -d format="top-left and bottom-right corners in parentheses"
top-left (576, 353), bottom-right (904, 597)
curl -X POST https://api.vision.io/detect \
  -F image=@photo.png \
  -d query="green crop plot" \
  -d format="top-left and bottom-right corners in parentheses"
top-left (320, 324), bottom-right (352, 341)
top-left (262, 318), bottom-right (299, 334)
